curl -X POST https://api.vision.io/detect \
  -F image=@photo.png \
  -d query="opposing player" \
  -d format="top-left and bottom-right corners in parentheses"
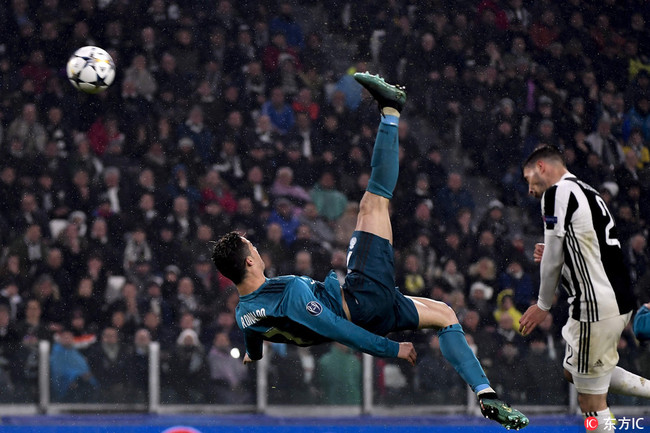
top-left (634, 302), bottom-right (650, 341)
top-left (519, 146), bottom-right (650, 432)
top-left (213, 73), bottom-right (528, 430)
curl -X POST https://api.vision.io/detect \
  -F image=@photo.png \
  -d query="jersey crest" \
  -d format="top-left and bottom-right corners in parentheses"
top-left (306, 300), bottom-right (323, 316)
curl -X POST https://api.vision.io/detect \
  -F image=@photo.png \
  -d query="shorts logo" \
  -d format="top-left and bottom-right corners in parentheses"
top-left (306, 301), bottom-right (323, 316)
top-left (349, 236), bottom-right (357, 250)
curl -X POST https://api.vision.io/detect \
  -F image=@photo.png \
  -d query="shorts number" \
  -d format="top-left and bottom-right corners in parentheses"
top-left (565, 344), bottom-right (574, 367)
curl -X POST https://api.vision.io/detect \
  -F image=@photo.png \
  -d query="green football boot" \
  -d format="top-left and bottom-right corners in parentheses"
top-left (479, 392), bottom-right (530, 430)
top-left (353, 72), bottom-right (407, 112)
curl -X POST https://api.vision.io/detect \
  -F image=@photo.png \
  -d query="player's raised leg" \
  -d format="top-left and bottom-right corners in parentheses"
top-left (352, 72), bottom-right (405, 244)
top-left (354, 72), bottom-right (528, 430)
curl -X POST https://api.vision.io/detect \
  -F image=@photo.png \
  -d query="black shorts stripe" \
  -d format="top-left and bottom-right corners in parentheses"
top-left (578, 321), bottom-right (591, 374)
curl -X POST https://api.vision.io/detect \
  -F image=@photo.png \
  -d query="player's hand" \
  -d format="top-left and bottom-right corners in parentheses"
top-left (533, 243), bottom-right (545, 264)
top-left (243, 353), bottom-right (256, 364)
top-left (645, 302), bottom-right (650, 309)
top-left (519, 304), bottom-right (549, 336)
top-left (397, 342), bottom-right (417, 366)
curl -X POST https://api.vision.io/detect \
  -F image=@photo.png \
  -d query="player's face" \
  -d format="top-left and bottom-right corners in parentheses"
top-left (242, 237), bottom-right (265, 271)
top-left (523, 165), bottom-right (548, 199)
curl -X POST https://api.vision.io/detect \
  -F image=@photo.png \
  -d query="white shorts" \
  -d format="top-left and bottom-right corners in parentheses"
top-left (562, 312), bottom-right (631, 382)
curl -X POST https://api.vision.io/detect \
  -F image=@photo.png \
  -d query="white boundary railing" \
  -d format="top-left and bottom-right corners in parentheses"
top-left (0, 341), bottom-right (645, 417)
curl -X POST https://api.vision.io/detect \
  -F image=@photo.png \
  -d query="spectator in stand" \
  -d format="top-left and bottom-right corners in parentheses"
top-left (262, 31), bottom-right (301, 75)
top-left (267, 198), bottom-right (301, 246)
top-left (128, 328), bottom-right (151, 402)
top-left (230, 196), bottom-right (264, 244)
top-left (624, 232), bottom-right (649, 290)
top-left (86, 327), bottom-right (131, 402)
top-left (12, 191), bottom-right (50, 240)
top-left (0, 303), bottom-right (19, 394)
top-left (213, 137), bottom-right (246, 187)
top-left (207, 330), bottom-right (249, 404)
top-left (154, 53), bottom-right (190, 112)
top-left (7, 103), bottom-right (46, 156)
top-left (49, 329), bottom-right (98, 403)
top-left (498, 261), bottom-right (535, 312)
top-left (9, 224), bottom-right (48, 279)
top-left (622, 128), bottom-right (650, 169)
top-left (123, 226), bottom-right (154, 276)
top-left (16, 298), bottom-right (51, 341)
top-left (435, 172), bottom-right (475, 228)
top-left (70, 277), bottom-right (103, 331)
top-left (261, 87), bottom-right (295, 136)
top-left (123, 54), bottom-right (157, 101)
top-left (585, 115), bottom-right (625, 173)
top-left (298, 202), bottom-right (335, 249)
top-left (615, 149), bottom-right (643, 196)
top-left (168, 328), bottom-right (208, 403)
top-left (165, 195), bottom-right (199, 246)
top-left (177, 106), bottom-right (216, 165)
top-left (171, 139), bottom-right (206, 190)
top-left (529, 10), bottom-right (561, 53)
top-left (200, 169), bottom-right (237, 216)
top-left (310, 171), bottom-right (347, 222)
top-left (270, 166), bottom-right (311, 206)
top-left (141, 311), bottom-right (174, 354)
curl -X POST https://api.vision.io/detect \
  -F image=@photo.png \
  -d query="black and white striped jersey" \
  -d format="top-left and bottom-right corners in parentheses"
top-left (538, 172), bottom-right (636, 322)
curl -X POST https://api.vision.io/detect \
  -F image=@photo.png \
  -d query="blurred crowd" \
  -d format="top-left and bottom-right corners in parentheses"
top-left (0, 0), bottom-right (649, 407)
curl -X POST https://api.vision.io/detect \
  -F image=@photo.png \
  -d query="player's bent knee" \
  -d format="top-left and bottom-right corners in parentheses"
top-left (411, 297), bottom-right (459, 329)
top-left (441, 303), bottom-right (459, 327)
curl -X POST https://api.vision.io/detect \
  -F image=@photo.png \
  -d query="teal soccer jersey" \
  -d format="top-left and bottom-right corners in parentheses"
top-left (236, 270), bottom-right (400, 360)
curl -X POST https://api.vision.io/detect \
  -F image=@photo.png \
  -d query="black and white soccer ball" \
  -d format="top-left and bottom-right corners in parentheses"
top-left (66, 46), bottom-right (116, 94)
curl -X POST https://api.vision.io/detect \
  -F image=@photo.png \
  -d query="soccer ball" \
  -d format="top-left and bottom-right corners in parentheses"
top-left (66, 46), bottom-right (116, 94)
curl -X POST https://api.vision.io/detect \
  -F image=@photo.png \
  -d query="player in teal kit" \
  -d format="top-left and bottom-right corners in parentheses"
top-left (212, 73), bottom-right (529, 430)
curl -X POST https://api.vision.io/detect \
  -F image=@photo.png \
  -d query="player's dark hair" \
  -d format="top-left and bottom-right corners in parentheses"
top-left (211, 231), bottom-right (249, 285)
top-left (522, 145), bottom-right (566, 171)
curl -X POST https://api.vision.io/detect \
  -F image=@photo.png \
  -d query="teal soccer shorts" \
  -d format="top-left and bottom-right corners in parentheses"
top-left (343, 230), bottom-right (420, 336)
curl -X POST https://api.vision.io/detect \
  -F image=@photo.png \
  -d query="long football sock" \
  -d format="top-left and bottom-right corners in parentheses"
top-left (438, 323), bottom-right (490, 393)
top-left (367, 114), bottom-right (399, 199)
top-left (583, 408), bottom-right (615, 432)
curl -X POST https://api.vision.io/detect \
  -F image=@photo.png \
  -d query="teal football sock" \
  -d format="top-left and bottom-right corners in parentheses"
top-left (438, 323), bottom-right (490, 393)
top-left (367, 116), bottom-right (399, 199)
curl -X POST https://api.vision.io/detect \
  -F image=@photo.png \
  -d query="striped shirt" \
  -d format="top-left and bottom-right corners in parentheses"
top-left (538, 172), bottom-right (636, 322)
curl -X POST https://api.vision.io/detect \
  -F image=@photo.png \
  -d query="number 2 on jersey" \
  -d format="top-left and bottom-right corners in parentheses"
top-left (595, 195), bottom-right (620, 247)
